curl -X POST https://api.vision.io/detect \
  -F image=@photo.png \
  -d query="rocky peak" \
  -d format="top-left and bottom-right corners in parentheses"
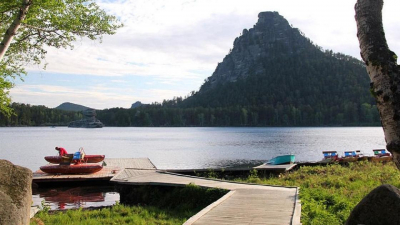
top-left (202, 11), bottom-right (312, 90)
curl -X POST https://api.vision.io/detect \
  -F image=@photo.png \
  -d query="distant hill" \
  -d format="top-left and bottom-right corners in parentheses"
top-left (55, 102), bottom-right (91, 112)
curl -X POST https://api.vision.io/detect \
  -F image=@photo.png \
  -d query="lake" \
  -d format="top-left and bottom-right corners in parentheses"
top-left (0, 127), bottom-right (386, 171)
top-left (0, 127), bottom-right (386, 210)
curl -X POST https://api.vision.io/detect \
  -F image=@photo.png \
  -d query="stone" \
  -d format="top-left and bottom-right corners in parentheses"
top-left (345, 184), bottom-right (400, 225)
top-left (0, 159), bottom-right (32, 225)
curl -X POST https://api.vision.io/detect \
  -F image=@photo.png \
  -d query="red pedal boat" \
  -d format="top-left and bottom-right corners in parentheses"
top-left (45, 155), bottom-right (105, 164)
top-left (40, 164), bottom-right (103, 174)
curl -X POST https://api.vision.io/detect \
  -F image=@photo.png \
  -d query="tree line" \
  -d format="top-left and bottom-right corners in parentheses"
top-left (0, 101), bottom-right (380, 127)
top-left (0, 103), bottom-right (82, 126)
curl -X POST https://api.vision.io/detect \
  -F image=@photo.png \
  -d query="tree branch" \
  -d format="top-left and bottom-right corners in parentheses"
top-left (0, 0), bottom-right (32, 61)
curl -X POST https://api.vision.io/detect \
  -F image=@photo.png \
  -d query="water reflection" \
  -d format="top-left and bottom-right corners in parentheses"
top-left (32, 185), bottom-right (119, 210)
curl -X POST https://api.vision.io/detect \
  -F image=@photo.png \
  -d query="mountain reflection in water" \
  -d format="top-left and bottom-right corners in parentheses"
top-left (32, 185), bottom-right (119, 210)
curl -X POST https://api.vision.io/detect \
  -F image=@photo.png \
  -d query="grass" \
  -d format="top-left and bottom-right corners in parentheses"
top-left (31, 184), bottom-right (227, 225)
top-left (31, 203), bottom-right (187, 225)
top-left (235, 161), bottom-right (400, 225)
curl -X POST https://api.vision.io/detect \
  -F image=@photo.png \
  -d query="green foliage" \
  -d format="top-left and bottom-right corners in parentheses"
top-left (40, 200), bottom-right (50, 214)
top-left (247, 169), bottom-right (261, 183)
top-left (0, 76), bottom-right (14, 118)
top-left (32, 204), bottom-right (186, 225)
top-left (0, 0), bottom-right (122, 117)
top-left (205, 169), bottom-right (218, 179)
top-left (235, 161), bottom-right (400, 225)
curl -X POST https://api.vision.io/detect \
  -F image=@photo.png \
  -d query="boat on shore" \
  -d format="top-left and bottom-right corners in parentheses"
top-left (339, 151), bottom-right (359, 162)
top-left (369, 149), bottom-right (392, 162)
top-left (45, 155), bottom-right (105, 164)
top-left (321, 151), bottom-right (339, 163)
top-left (267, 154), bottom-right (295, 165)
top-left (40, 164), bottom-right (103, 174)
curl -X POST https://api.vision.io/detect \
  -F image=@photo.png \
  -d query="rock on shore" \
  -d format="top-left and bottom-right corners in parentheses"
top-left (0, 160), bottom-right (32, 225)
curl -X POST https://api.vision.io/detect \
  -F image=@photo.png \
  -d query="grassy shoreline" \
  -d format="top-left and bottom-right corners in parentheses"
top-left (31, 161), bottom-right (400, 225)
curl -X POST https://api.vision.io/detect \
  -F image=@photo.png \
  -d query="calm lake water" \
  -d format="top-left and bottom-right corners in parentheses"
top-left (1, 127), bottom-right (386, 171)
top-left (0, 127), bottom-right (386, 210)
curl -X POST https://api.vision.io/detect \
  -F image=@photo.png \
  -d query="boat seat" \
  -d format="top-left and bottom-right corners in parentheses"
top-left (72, 152), bottom-right (82, 160)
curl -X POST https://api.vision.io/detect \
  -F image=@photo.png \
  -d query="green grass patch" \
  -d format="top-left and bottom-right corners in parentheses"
top-left (31, 203), bottom-right (186, 225)
top-left (234, 161), bottom-right (400, 225)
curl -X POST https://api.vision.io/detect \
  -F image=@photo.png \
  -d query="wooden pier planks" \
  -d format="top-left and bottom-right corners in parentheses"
top-left (112, 169), bottom-right (300, 225)
top-left (102, 158), bottom-right (157, 170)
top-left (253, 163), bottom-right (297, 172)
top-left (190, 189), bottom-right (296, 225)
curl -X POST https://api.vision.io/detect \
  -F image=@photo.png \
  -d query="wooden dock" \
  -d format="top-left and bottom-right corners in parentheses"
top-left (32, 158), bottom-right (301, 224)
top-left (112, 170), bottom-right (301, 224)
top-left (166, 163), bottom-right (297, 174)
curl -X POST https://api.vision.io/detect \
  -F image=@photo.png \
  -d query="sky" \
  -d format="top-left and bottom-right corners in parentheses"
top-left (9, 0), bottom-right (400, 109)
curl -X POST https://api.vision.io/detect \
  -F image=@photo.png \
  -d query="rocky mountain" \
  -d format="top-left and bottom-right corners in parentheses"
top-left (55, 102), bottom-right (91, 112)
top-left (131, 101), bottom-right (143, 109)
top-left (205, 11), bottom-right (315, 88)
top-left (179, 11), bottom-right (376, 126)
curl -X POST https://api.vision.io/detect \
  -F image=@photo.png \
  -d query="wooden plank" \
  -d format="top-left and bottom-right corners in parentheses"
top-left (113, 169), bottom-right (300, 225)
top-left (191, 189), bottom-right (294, 225)
top-left (166, 163), bottom-right (297, 174)
top-left (253, 163), bottom-right (297, 172)
top-left (103, 158), bottom-right (157, 170)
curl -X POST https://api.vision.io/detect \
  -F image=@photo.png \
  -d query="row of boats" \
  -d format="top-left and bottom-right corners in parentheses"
top-left (266, 149), bottom-right (392, 166)
top-left (321, 149), bottom-right (392, 163)
top-left (39, 148), bottom-right (392, 175)
top-left (40, 149), bottom-right (105, 174)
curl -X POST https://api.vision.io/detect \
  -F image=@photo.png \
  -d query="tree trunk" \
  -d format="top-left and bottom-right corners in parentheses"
top-left (0, 0), bottom-right (32, 61)
top-left (355, 0), bottom-right (400, 169)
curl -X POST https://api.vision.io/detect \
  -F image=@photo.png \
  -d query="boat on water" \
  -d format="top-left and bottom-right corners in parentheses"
top-left (68, 109), bottom-right (104, 128)
top-left (267, 154), bottom-right (295, 165)
top-left (45, 155), bottom-right (105, 164)
top-left (40, 164), bottom-right (103, 174)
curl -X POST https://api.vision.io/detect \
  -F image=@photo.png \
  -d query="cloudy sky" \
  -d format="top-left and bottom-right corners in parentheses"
top-left (9, 0), bottom-right (400, 109)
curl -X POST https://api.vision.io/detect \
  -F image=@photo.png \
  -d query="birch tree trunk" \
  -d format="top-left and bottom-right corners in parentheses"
top-left (0, 0), bottom-right (32, 61)
top-left (355, 0), bottom-right (400, 169)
